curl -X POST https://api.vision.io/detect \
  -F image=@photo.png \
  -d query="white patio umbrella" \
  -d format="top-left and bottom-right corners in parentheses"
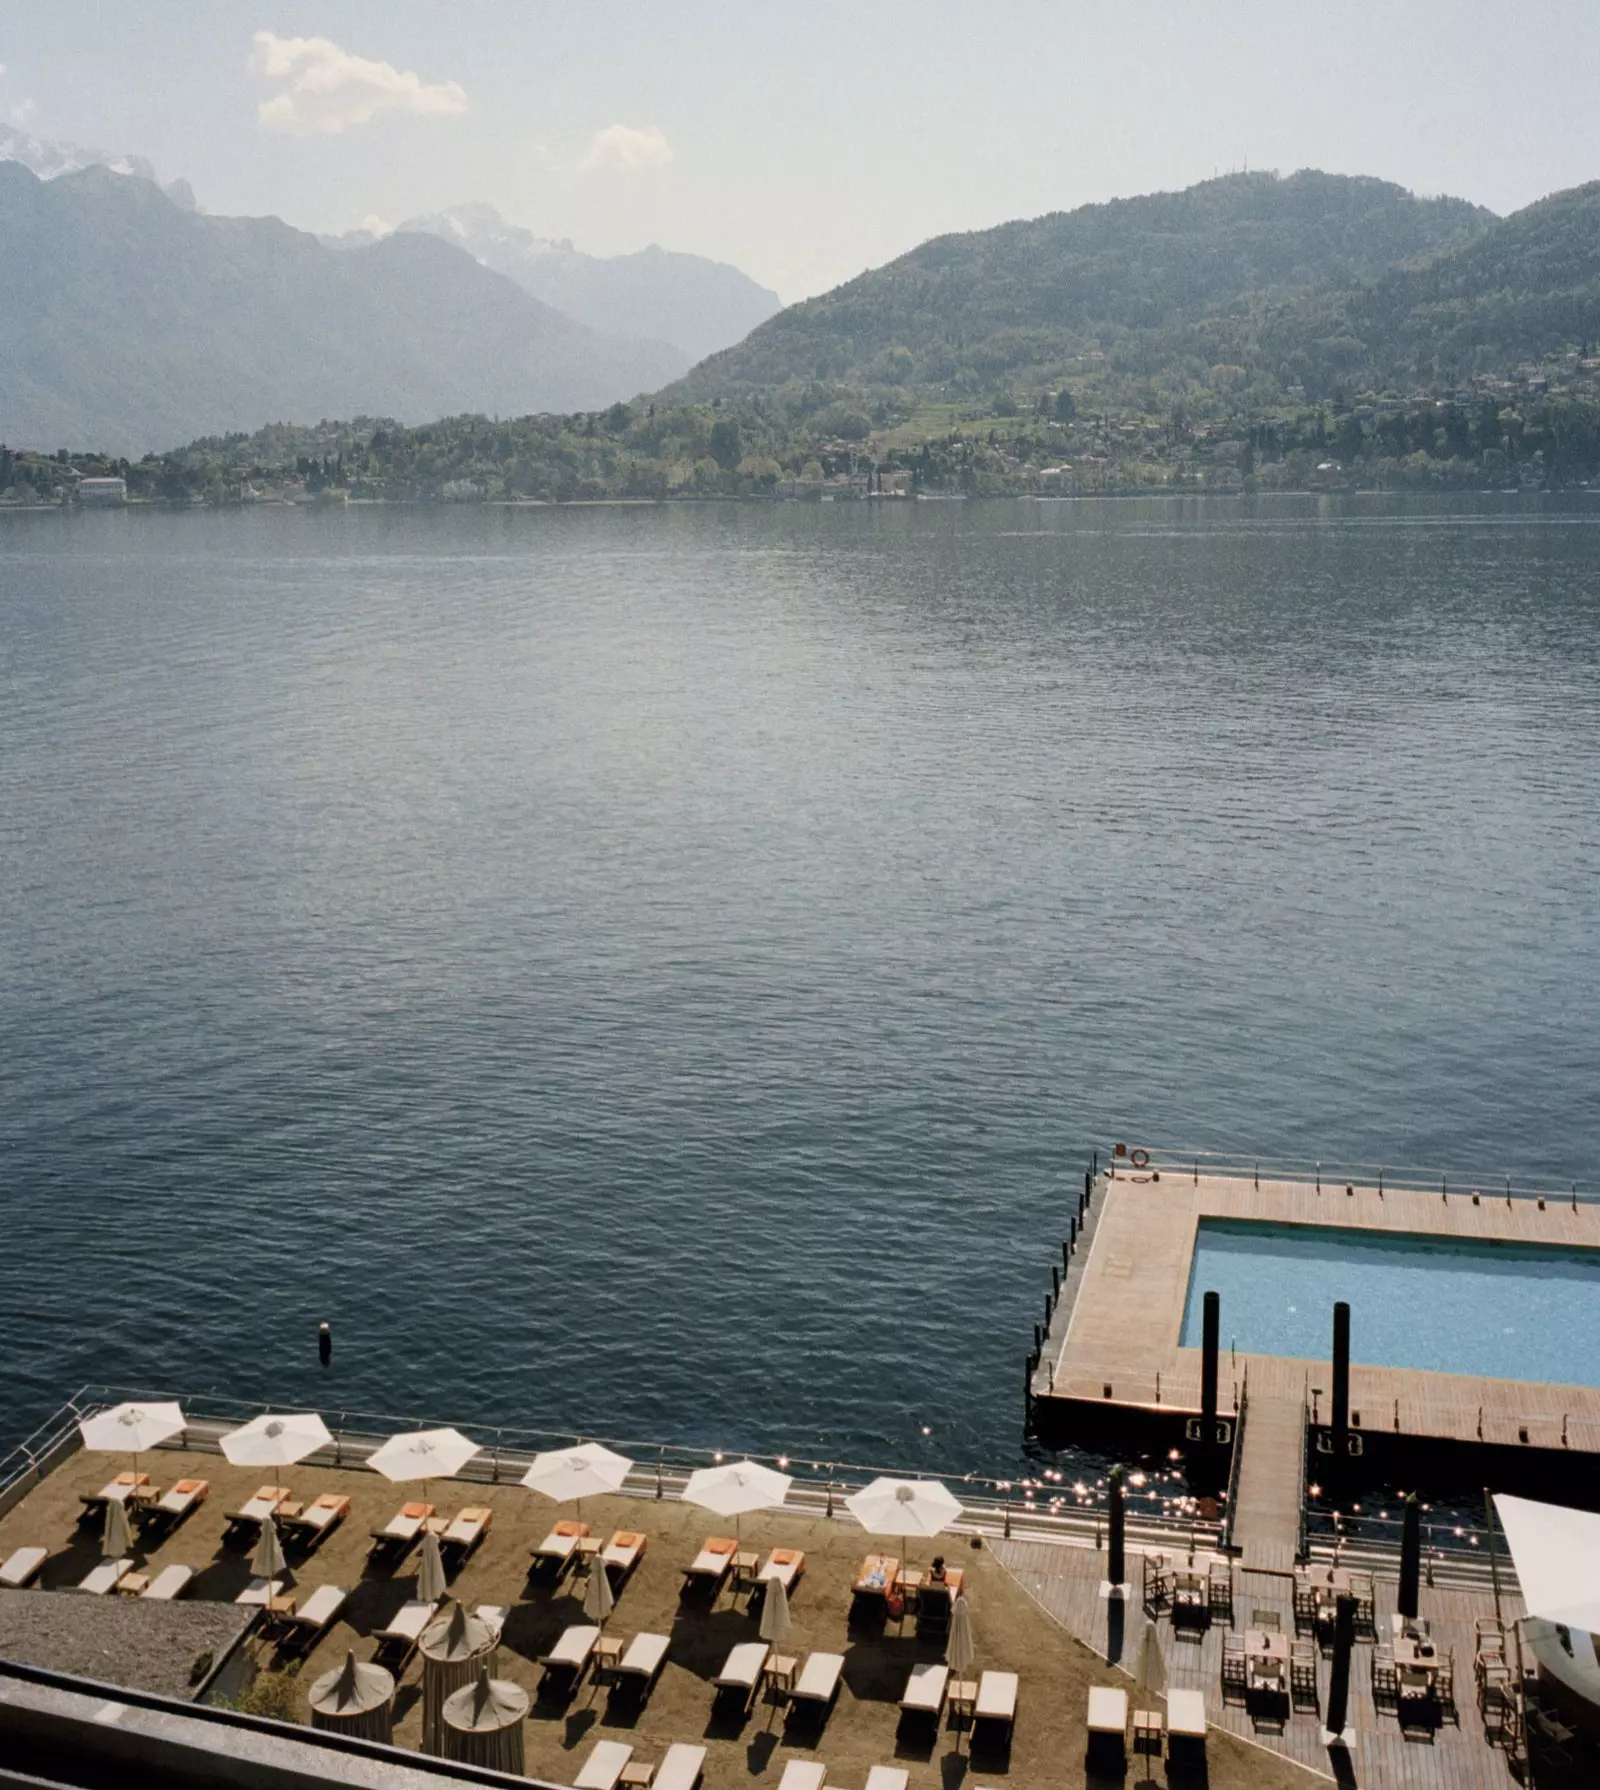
top-left (221, 1412), bottom-right (331, 1469)
top-left (520, 1442), bottom-right (633, 1518)
top-left (78, 1401), bottom-right (185, 1483)
top-left (845, 1476), bottom-right (963, 1572)
top-left (582, 1548), bottom-right (616, 1635)
top-left (367, 1428), bottom-right (481, 1505)
top-left (759, 1572), bottom-right (791, 1648)
top-left (417, 1529), bottom-right (449, 1605)
top-left (682, 1459), bottom-right (792, 1546)
top-left (102, 1493), bottom-right (134, 1563)
top-left (252, 1514), bottom-right (288, 1586)
top-left (1134, 1616), bottom-right (1167, 1702)
top-left (1493, 1493), bottom-right (1600, 1631)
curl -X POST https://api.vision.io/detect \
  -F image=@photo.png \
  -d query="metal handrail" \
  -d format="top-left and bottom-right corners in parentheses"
top-left (1105, 1144), bottom-right (1587, 1206)
top-left (1222, 1370), bottom-right (1249, 1552)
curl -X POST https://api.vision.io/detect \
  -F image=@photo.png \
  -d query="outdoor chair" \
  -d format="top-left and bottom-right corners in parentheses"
top-left (79, 1472), bottom-right (155, 1520)
top-left (142, 1478), bottom-right (209, 1535)
top-left (540, 1623), bottom-right (601, 1694)
top-left (787, 1651), bottom-right (845, 1726)
top-left (141, 1564), bottom-right (194, 1601)
top-left (776, 1764), bottom-right (825, 1790)
top-left (474, 1603), bottom-right (508, 1640)
top-left (653, 1745), bottom-right (706, 1790)
top-left (1085, 1684), bottom-right (1127, 1767)
top-left (1290, 1637), bottom-right (1319, 1710)
top-left (899, 1661), bottom-right (948, 1722)
top-left (235, 1577), bottom-right (289, 1612)
top-left (1347, 1569), bottom-right (1375, 1635)
top-left (280, 1493), bottom-right (349, 1553)
top-left (602, 1529), bottom-right (647, 1584)
top-left (373, 1599), bottom-right (438, 1671)
top-left (1167, 1688), bottom-right (1207, 1764)
top-left (1371, 1642), bottom-right (1397, 1706)
top-left (278, 1583), bottom-right (348, 1654)
top-left (76, 1558), bottom-right (134, 1595)
top-left (532, 1518), bottom-right (590, 1576)
top-left (1250, 1607), bottom-right (1283, 1630)
top-left (713, 1640), bottom-right (769, 1715)
top-left (606, 1631), bottom-right (670, 1698)
top-left (222, 1486), bottom-right (291, 1545)
top-left (574, 1739), bottom-right (633, 1790)
top-left (681, 1535), bottom-right (737, 1596)
top-left (1208, 1559), bottom-right (1234, 1620)
top-left (864, 1770), bottom-right (907, 1790)
top-left (973, 1670), bottom-right (1018, 1749)
top-left (1220, 1634), bottom-right (1247, 1704)
top-left (1292, 1579), bottom-right (1317, 1635)
top-left (1141, 1551), bottom-right (1170, 1612)
top-left (759, 1547), bottom-right (804, 1592)
top-left (0, 1546), bottom-right (47, 1589)
top-left (367, 1501), bottom-right (434, 1563)
top-left (1436, 1650), bottom-right (1457, 1721)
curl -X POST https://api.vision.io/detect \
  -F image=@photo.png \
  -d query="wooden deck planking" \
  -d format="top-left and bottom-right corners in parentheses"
top-left (1036, 1171), bottom-right (1600, 1455)
top-left (1232, 1392), bottom-right (1306, 1574)
top-left (993, 1532), bottom-right (1525, 1790)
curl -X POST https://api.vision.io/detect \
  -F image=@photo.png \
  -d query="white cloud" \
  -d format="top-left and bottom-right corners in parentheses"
top-left (249, 31), bottom-right (467, 136)
top-left (580, 124), bottom-right (674, 172)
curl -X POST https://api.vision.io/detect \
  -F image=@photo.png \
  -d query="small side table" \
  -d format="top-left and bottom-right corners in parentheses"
top-left (765, 1654), bottom-right (798, 1697)
top-left (592, 1634), bottom-right (624, 1678)
top-left (116, 1572), bottom-right (150, 1597)
top-left (618, 1764), bottom-right (655, 1790)
top-left (948, 1679), bottom-right (978, 1726)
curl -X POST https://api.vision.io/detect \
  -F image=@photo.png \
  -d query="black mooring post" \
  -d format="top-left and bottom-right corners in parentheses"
top-left (1399, 1493), bottom-right (1422, 1620)
top-left (1201, 1291), bottom-right (1220, 1433)
top-left (1325, 1592), bottom-right (1355, 1739)
top-left (1107, 1463), bottom-right (1126, 1588)
top-left (1331, 1300), bottom-right (1351, 1450)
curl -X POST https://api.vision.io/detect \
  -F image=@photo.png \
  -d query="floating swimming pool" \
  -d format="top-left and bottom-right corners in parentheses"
top-left (1180, 1218), bottom-right (1600, 1388)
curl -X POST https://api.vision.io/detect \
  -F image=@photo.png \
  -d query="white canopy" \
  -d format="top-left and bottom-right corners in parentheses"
top-left (1494, 1493), bottom-right (1600, 1632)
top-left (520, 1442), bottom-right (633, 1504)
top-left (845, 1476), bottom-right (963, 1541)
top-left (682, 1460), bottom-right (792, 1519)
top-left (367, 1427), bottom-right (481, 1484)
top-left (221, 1413), bottom-right (332, 1469)
top-left (78, 1402), bottom-right (185, 1455)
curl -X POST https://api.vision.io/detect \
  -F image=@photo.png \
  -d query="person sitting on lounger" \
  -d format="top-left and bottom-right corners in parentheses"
top-left (929, 1556), bottom-right (948, 1584)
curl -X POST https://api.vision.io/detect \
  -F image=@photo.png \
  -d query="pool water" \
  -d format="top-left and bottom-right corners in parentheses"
top-left (1180, 1219), bottom-right (1600, 1387)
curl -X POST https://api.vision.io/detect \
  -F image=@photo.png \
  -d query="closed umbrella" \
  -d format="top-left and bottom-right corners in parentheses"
top-left (102, 1493), bottom-right (134, 1563)
top-left (221, 1412), bottom-right (331, 1469)
top-left (78, 1401), bottom-right (185, 1486)
top-left (417, 1529), bottom-right (449, 1605)
top-left (759, 1572), bottom-right (791, 1648)
top-left (520, 1443), bottom-right (632, 1520)
top-left (367, 1428), bottom-right (481, 1506)
top-left (583, 1548), bottom-right (616, 1634)
top-left (947, 1595), bottom-right (977, 1753)
top-left (683, 1459), bottom-right (792, 1547)
top-left (1133, 1617), bottom-right (1166, 1702)
top-left (252, 1514), bottom-right (288, 1587)
top-left (845, 1477), bottom-right (963, 1574)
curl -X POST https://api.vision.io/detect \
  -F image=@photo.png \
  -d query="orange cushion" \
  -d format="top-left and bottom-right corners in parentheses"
top-left (554, 1519), bottom-right (588, 1537)
top-left (612, 1531), bottom-right (644, 1549)
top-left (771, 1548), bottom-right (802, 1566)
top-left (400, 1501), bottom-right (430, 1519)
top-left (707, 1537), bottom-right (736, 1556)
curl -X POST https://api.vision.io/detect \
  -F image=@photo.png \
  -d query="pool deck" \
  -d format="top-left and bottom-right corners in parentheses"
top-left (1033, 1170), bottom-right (1600, 1570)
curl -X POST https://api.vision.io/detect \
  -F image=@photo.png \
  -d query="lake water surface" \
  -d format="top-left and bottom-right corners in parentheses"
top-left (2, 496), bottom-right (1596, 1472)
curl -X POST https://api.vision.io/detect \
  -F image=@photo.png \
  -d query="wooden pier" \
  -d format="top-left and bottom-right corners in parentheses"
top-left (1033, 1168), bottom-right (1600, 1467)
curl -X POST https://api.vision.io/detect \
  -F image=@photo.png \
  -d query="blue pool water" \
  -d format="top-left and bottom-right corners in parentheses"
top-left (1181, 1219), bottom-right (1600, 1387)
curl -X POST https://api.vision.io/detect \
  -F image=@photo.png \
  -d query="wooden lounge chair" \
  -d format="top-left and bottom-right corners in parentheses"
top-left (607, 1632), bottom-right (670, 1697)
top-left (788, 1651), bottom-right (844, 1723)
top-left (759, 1547), bottom-right (805, 1591)
top-left (574, 1739), bottom-right (633, 1790)
top-left (76, 1558), bottom-right (134, 1596)
top-left (541, 1623), bottom-right (600, 1692)
top-left (853, 1553), bottom-right (899, 1594)
top-left (278, 1583), bottom-right (348, 1654)
top-left (682, 1535), bottom-right (737, 1593)
top-left (974, 1670), bottom-right (1018, 1747)
top-left (713, 1640), bottom-right (769, 1714)
top-left (440, 1505), bottom-right (493, 1564)
top-left (865, 1771), bottom-right (907, 1790)
top-left (0, 1547), bottom-right (47, 1589)
top-left (1086, 1684), bottom-right (1126, 1766)
top-left (374, 1599), bottom-right (437, 1669)
top-left (602, 1529), bottom-right (647, 1584)
top-left (368, 1500), bottom-right (435, 1562)
top-left (236, 1577), bottom-right (290, 1610)
top-left (1167, 1687), bottom-right (1207, 1763)
top-left (653, 1744), bottom-right (706, 1790)
top-left (532, 1518), bottom-right (590, 1575)
top-left (142, 1478), bottom-right (209, 1534)
top-left (475, 1604), bottom-right (509, 1640)
top-left (141, 1564), bottom-right (195, 1601)
top-left (279, 1493), bottom-right (349, 1553)
top-left (900, 1661), bottom-right (949, 1721)
top-left (79, 1471), bottom-right (154, 1519)
top-left (776, 1763), bottom-right (825, 1790)
top-left (222, 1486), bottom-right (291, 1544)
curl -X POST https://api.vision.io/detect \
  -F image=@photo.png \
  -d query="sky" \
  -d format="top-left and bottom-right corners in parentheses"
top-left (3, 2), bottom-right (1600, 302)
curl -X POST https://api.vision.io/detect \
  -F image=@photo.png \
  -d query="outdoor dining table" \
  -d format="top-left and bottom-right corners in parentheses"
top-left (1246, 1630), bottom-right (1290, 1691)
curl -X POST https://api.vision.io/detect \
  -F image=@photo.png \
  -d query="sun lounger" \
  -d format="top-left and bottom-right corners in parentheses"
top-left (574, 1739), bottom-right (633, 1790)
top-left (541, 1623), bottom-right (600, 1689)
top-left (79, 1471), bottom-right (154, 1519)
top-left (374, 1599), bottom-right (438, 1669)
top-left (654, 1744), bottom-right (706, 1790)
top-left (222, 1486), bottom-right (291, 1543)
top-left (853, 1554), bottom-right (899, 1596)
top-left (608, 1631), bottom-right (670, 1695)
top-left (279, 1493), bottom-right (349, 1551)
top-left (236, 1577), bottom-right (290, 1609)
top-left (900, 1661), bottom-right (949, 1718)
top-left (368, 1501), bottom-right (435, 1559)
top-left (975, 1670), bottom-right (1018, 1742)
top-left (277, 1582), bottom-right (348, 1652)
top-left (714, 1640), bottom-right (769, 1713)
top-left (76, 1558), bottom-right (134, 1596)
top-left (475, 1603), bottom-right (508, 1639)
top-left (865, 1770), bottom-right (908, 1790)
top-left (533, 1518), bottom-right (590, 1572)
top-left (0, 1547), bottom-right (47, 1589)
top-left (1086, 1685), bottom-right (1126, 1765)
top-left (602, 1529), bottom-right (647, 1582)
top-left (142, 1478), bottom-right (209, 1533)
top-left (776, 1763), bottom-right (825, 1790)
top-left (140, 1564), bottom-right (195, 1601)
top-left (683, 1535), bottom-right (737, 1591)
top-left (789, 1651), bottom-right (844, 1719)
top-left (760, 1547), bottom-right (805, 1591)
top-left (440, 1505), bottom-right (493, 1562)
top-left (1166, 1687), bottom-right (1207, 1762)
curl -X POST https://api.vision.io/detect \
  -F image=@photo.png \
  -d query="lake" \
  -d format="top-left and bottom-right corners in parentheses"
top-left (1, 495), bottom-right (1596, 1476)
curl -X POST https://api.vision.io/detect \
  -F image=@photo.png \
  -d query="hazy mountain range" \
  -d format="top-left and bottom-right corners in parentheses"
top-left (325, 203), bottom-right (781, 364)
top-left (0, 121), bottom-right (196, 212)
top-left (0, 163), bottom-right (688, 454)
